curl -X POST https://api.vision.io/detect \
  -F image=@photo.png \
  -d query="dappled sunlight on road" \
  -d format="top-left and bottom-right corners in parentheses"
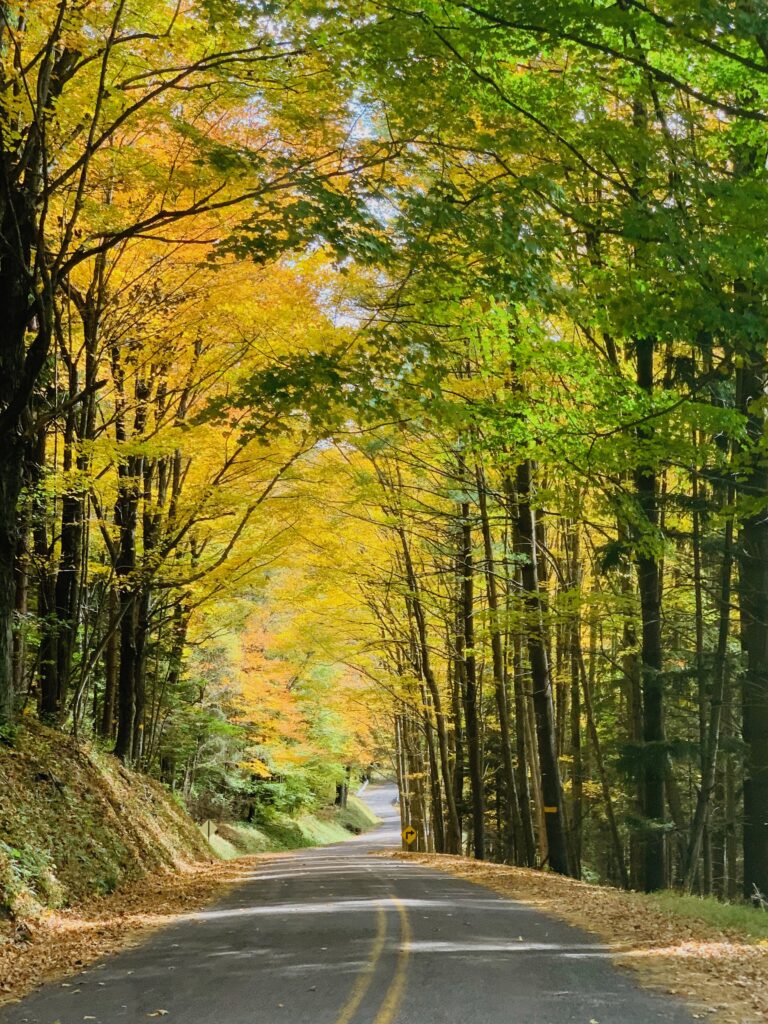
top-left (406, 940), bottom-right (610, 957)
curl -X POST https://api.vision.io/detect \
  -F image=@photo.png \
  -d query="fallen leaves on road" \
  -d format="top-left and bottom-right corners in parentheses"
top-left (0, 856), bottom-right (269, 1007)
top-left (386, 853), bottom-right (768, 1024)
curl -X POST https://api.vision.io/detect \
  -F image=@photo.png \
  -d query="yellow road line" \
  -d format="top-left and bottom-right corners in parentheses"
top-left (372, 898), bottom-right (412, 1024)
top-left (335, 904), bottom-right (388, 1024)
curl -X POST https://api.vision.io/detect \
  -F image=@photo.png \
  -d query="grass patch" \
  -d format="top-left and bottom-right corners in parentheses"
top-left (295, 813), bottom-right (348, 846)
top-left (648, 890), bottom-right (768, 941)
top-left (338, 795), bottom-right (380, 834)
top-left (201, 793), bottom-right (380, 856)
top-left (203, 831), bottom-right (241, 860)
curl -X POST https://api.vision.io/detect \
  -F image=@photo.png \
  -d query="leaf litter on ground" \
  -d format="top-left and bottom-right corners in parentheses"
top-left (384, 853), bottom-right (768, 1024)
top-left (0, 855), bottom-right (270, 1006)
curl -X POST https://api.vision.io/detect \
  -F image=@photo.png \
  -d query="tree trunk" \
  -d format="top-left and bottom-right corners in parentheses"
top-left (11, 529), bottom-right (29, 703)
top-left (510, 461), bottom-right (571, 876)
top-left (634, 335), bottom-right (666, 892)
top-left (100, 589), bottom-right (119, 738)
top-left (570, 619), bottom-right (583, 878)
top-left (111, 353), bottom-right (148, 763)
top-left (579, 649), bottom-right (630, 888)
top-left (34, 425), bottom-right (60, 722)
top-left (683, 507), bottom-right (734, 891)
top-left (50, 406), bottom-right (86, 721)
top-left (736, 355), bottom-right (768, 900)
top-left (449, 638), bottom-right (465, 838)
top-left (395, 713), bottom-right (408, 827)
top-left (511, 628), bottom-right (537, 866)
top-left (114, 589), bottom-right (137, 762)
top-left (566, 521), bottom-right (583, 877)
top-left (0, 466), bottom-right (19, 725)
top-left (458, 499), bottom-right (484, 859)
top-left (131, 587), bottom-right (150, 764)
top-left (399, 526), bottom-right (462, 853)
top-left (404, 713), bottom-right (429, 851)
top-left (420, 679), bottom-right (446, 852)
top-left (0, 186), bottom-right (39, 726)
top-left (476, 461), bottom-right (523, 861)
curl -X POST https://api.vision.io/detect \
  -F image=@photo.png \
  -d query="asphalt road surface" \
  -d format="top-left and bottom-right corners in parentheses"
top-left (1, 785), bottom-right (694, 1024)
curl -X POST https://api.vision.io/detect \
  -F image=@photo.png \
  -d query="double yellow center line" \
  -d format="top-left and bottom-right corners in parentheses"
top-left (334, 897), bottom-right (412, 1024)
top-left (372, 899), bottom-right (411, 1024)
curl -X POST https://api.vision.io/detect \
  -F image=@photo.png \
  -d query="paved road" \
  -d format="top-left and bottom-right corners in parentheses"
top-left (2, 785), bottom-right (693, 1024)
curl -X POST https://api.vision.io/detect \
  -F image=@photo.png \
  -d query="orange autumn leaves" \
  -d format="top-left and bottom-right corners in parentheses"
top-left (235, 611), bottom-right (375, 780)
top-left (238, 619), bottom-right (310, 769)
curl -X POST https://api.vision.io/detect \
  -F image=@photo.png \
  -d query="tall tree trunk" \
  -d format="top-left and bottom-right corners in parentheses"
top-left (578, 649), bottom-right (630, 889)
top-left (458, 498), bottom-right (484, 859)
top-left (34, 429), bottom-right (60, 722)
top-left (448, 641), bottom-right (465, 838)
top-left (12, 529), bottom-right (29, 702)
top-left (683, 505), bottom-right (734, 891)
top-left (634, 335), bottom-right (666, 892)
top-left (510, 461), bottom-right (571, 876)
top-left (476, 461), bottom-right (523, 861)
top-left (111, 355), bottom-right (148, 763)
top-left (736, 354), bottom-right (768, 900)
top-left (395, 713), bottom-right (408, 829)
top-left (398, 525), bottom-right (462, 853)
top-left (690, 459), bottom-right (708, 891)
top-left (0, 4), bottom-right (81, 722)
top-left (404, 713), bottom-right (429, 851)
top-left (566, 521), bottom-right (583, 877)
top-left (724, 747), bottom-right (738, 901)
top-left (51, 401), bottom-right (85, 720)
top-left (570, 619), bottom-right (583, 877)
top-left (113, 466), bottom-right (141, 762)
top-left (621, 585), bottom-right (643, 888)
top-left (48, 288), bottom-right (101, 723)
top-left (0, 480), bottom-right (20, 723)
top-left (0, 185), bottom-right (40, 726)
top-left (511, 628), bottom-right (537, 866)
top-left (132, 587), bottom-right (150, 764)
top-left (420, 680), bottom-right (446, 852)
top-left (114, 589), bottom-right (137, 762)
top-left (99, 588), bottom-right (119, 738)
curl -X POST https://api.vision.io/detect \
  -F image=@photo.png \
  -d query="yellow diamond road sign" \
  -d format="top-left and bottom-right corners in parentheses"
top-left (402, 825), bottom-right (417, 846)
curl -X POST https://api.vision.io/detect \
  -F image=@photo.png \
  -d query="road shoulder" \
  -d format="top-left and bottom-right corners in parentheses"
top-left (384, 853), bottom-right (767, 1024)
top-left (0, 857), bottom-right (255, 1007)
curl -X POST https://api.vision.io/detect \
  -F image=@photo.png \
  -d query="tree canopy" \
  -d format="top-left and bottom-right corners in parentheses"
top-left (2, 0), bottom-right (768, 901)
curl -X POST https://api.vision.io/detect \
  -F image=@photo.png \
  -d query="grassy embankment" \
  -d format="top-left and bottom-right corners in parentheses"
top-left (202, 796), bottom-right (378, 859)
top-left (0, 722), bottom-right (213, 920)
